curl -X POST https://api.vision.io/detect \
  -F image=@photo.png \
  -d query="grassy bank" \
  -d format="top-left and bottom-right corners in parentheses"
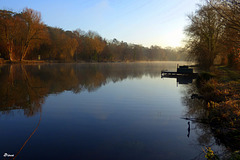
top-left (197, 66), bottom-right (240, 153)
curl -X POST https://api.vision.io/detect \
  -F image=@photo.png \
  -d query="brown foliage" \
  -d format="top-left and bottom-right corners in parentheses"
top-left (0, 8), bottom-right (186, 62)
top-left (20, 8), bottom-right (49, 60)
top-left (0, 8), bottom-right (48, 61)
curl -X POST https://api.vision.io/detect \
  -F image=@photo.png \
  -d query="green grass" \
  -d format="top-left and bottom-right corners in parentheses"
top-left (216, 66), bottom-right (240, 82)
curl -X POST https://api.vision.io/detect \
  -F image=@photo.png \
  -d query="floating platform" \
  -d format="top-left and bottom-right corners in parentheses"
top-left (161, 65), bottom-right (198, 85)
top-left (161, 65), bottom-right (198, 78)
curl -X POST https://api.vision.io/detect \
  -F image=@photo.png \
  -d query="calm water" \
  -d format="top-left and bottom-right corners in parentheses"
top-left (0, 62), bottom-right (226, 160)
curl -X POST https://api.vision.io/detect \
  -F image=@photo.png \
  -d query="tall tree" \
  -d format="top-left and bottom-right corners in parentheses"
top-left (185, 4), bottom-right (225, 69)
top-left (20, 8), bottom-right (48, 60)
top-left (0, 10), bottom-right (20, 61)
top-left (207, 0), bottom-right (240, 67)
top-left (0, 9), bottom-right (48, 61)
top-left (208, 0), bottom-right (240, 33)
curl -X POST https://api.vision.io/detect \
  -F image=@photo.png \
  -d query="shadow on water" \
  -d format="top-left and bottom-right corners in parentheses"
top-left (161, 74), bottom-right (197, 86)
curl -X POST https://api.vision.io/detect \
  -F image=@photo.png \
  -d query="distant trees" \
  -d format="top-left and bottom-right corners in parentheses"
top-left (46, 27), bottom-right (78, 60)
top-left (185, 1), bottom-right (240, 69)
top-left (72, 29), bottom-right (186, 62)
top-left (0, 8), bottom-right (187, 62)
top-left (75, 31), bottom-right (106, 61)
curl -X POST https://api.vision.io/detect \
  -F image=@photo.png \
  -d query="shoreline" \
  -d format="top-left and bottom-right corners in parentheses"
top-left (197, 66), bottom-right (240, 152)
top-left (0, 59), bottom-right (190, 64)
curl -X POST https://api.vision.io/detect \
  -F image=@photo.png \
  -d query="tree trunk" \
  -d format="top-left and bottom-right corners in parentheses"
top-left (22, 44), bottom-right (30, 60)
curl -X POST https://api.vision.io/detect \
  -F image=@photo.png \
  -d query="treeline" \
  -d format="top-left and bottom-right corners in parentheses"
top-left (0, 8), bottom-right (187, 62)
top-left (185, 0), bottom-right (240, 70)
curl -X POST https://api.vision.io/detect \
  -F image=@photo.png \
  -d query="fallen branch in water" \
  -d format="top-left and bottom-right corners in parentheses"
top-left (180, 117), bottom-right (209, 124)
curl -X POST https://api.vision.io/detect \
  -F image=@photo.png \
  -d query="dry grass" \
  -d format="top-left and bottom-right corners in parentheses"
top-left (198, 67), bottom-right (240, 150)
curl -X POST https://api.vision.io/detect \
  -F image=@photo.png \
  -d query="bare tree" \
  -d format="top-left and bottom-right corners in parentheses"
top-left (207, 0), bottom-right (240, 32)
top-left (207, 0), bottom-right (240, 67)
top-left (185, 4), bottom-right (225, 69)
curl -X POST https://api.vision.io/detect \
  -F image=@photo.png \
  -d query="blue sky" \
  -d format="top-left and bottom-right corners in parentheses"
top-left (1, 0), bottom-right (202, 48)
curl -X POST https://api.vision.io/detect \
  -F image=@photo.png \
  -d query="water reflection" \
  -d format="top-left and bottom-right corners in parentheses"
top-left (0, 62), bottom-right (227, 160)
top-left (161, 74), bottom-right (198, 85)
top-left (0, 62), bottom-right (180, 116)
top-left (187, 121), bottom-right (190, 138)
top-left (181, 83), bottom-right (228, 159)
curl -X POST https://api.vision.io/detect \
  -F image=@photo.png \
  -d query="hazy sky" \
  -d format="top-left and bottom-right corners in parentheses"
top-left (1, 0), bottom-right (202, 48)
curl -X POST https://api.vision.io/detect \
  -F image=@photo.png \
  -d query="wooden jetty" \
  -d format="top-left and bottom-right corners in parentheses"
top-left (161, 65), bottom-right (198, 77)
top-left (161, 65), bottom-right (198, 86)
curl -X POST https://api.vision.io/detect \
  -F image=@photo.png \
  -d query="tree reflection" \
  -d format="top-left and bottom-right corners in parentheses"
top-left (181, 83), bottom-right (229, 158)
top-left (0, 64), bottom-right (46, 117)
top-left (0, 63), bottom-right (173, 117)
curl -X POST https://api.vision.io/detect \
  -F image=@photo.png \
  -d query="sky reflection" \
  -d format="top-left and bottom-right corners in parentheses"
top-left (0, 62), bottom-right (226, 160)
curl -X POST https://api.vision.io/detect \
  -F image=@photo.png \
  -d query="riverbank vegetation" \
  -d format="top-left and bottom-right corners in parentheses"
top-left (197, 67), bottom-right (240, 150)
top-left (0, 8), bottom-right (187, 63)
top-left (185, 0), bottom-right (240, 158)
